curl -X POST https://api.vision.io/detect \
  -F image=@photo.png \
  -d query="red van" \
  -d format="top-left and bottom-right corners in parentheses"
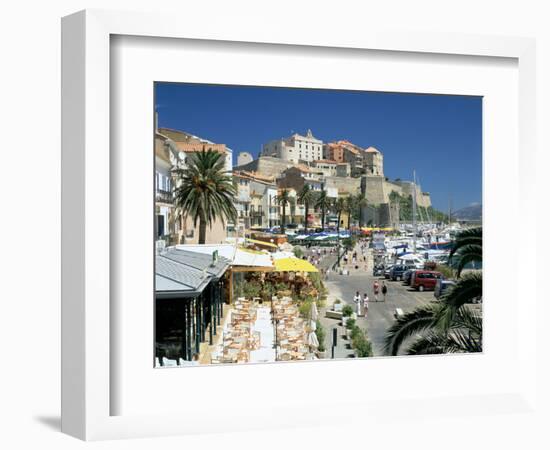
top-left (411, 270), bottom-right (442, 291)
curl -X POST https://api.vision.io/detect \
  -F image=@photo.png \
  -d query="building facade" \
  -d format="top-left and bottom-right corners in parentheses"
top-left (156, 127), bottom-right (233, 245)
top-left (261, 129), bottom-right (323, 163)
top-left (237, 151), bottom-right (254, 166)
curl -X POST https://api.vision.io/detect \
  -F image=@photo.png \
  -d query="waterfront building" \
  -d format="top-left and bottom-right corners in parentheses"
top-left (154, 133), bottom-right (183, 247)
top-left (155, 248), bottom-right (230, 364)
top-left (234, 170), bottom-right (280, 228)
top-left (156, 127), bottom-right (233, 244)
top-left (233, 171), bottom-right (253, 231)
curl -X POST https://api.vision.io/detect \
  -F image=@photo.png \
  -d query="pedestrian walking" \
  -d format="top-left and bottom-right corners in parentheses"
top-left (353, 291), bottom-right (361, 315)
top-left (373, 280), bottom-right (380, 302)
top-left (363, 293), bottom-right (369, 318)
top-left (381, 281), bottom-right (387, 302)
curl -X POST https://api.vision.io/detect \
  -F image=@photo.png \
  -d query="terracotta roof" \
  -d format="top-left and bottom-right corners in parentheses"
top-left (344, 146), bottom-right (360, 155)
top-left (175, 142), bottom-right (226, 154)
top-left (365, 146), bottom-right (381, 153)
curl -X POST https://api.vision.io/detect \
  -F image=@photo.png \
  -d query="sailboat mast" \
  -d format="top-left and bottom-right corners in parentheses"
top-left (412, 170), bottom-right (417, 253)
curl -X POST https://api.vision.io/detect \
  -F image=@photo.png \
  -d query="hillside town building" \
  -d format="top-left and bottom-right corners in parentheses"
top-left (261, 129), bottom-right (323, 163)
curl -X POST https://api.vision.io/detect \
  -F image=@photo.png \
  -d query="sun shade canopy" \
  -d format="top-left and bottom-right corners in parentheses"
top-left (273, 258), bottom-right (319, 273)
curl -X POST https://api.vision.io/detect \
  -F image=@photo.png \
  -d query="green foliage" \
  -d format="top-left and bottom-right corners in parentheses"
top-left (173, 150), bottom-right (237, 244)
top-left (448, 227), bottom-right (482, 276)
top-left (241, 281), bottom-right (262, 299)
top-left (384, 228), bottom-right (483, 355)
top-left (435, 264), bottom-right (455, 280)
top-left (273, 282), bottom-right (291, 293)
top-left (315, 189), bottom-right (331, 231)
top-left (342, 304), bottom-right (354, 317)
top-left (389, 191), bottom-right (448, 224)
top-left (276, 188), bottom-right (291, 234)
top-left (350, 326), bottom-right (373, 357)
top-left (298, 184), bottom-right (315, 233)
top-left (342, 236), bottom-right (356, 251)
top-left (298, 300), bottom-right (313, 318)
top-left (345, 318), bottom-right (356, 330)
top-left (350, 325), bottom-right (362, 341)
top-left (315, 320), bottom-right (326, 352)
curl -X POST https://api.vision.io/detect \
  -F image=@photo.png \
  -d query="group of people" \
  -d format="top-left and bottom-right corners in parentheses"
top-left (352, 280), bottom-right (388, 318)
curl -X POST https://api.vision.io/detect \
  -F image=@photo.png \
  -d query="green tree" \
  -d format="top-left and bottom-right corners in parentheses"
top-left (449, 227), bottom-right (482, 276)
top-left (315, 189), bottom-right (331, 231)
top-left (173, 150), bottom-right (237, 244)
top-left (333, 197), bottom-right (346, 237)
top-left (384, 227), bottom-right (483, 355)
top-left (275, 188), bottom-right (291, 234)
top-left (298, 184), bottom-right (315, 234)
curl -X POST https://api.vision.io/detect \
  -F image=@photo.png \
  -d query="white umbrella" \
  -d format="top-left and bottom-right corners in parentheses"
top-left (307, 331), bottom-right (319, 348)
top-left (309, 320), bottom-right (317, 331)
top-left (311, 302), bottom-right (319, 322)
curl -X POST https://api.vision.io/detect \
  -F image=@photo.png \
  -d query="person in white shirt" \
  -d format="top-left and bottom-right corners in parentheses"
top-left (353, 291), bottom-right (361, 315)
top-left (363, 293), bottom-right (369, 318)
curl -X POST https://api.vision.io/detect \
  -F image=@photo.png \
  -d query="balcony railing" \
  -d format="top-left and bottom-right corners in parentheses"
top-left (156, 189), bottom-right (174, 204)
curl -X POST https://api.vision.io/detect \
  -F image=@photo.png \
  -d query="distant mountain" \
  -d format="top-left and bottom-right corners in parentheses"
top-left (452, 203), bottom-right (482, 221)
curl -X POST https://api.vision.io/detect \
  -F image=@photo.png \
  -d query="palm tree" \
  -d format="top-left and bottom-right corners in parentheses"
top-left (315, 189), bottom-right (331, 231)
top-left (276, 188), bottom-right (291, 234)
top-left (449, 227), bottom-right (482, 276)
top-left (384, 302), bottom-right (482, 355)
top-left (298, 184), bottom-right (315, 234)
top-left (334, 197), bottom-right (346, 236)
top-left (173, 149), bottom-right (237, 244)
top-left (355, 193), bottom-right (368, 228)
top-left (344, 195), bottom-right (356, 231)
top-left (384, 227), bottom-right (483, 355)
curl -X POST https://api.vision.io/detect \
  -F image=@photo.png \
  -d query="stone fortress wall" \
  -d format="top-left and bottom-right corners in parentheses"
top-left (234, 152), bottom-right (432, 223)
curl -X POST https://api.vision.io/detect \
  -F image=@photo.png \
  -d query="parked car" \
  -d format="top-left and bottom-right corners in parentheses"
top-left (372, 264), bottom-right (385, 277)
top-left (434, 279), bottom-right (456, 299)
top-left (384, 265), bottom-right (395, 279)
top-left (389, 264), bottom-right (416, 281)
top-left (402, 269), bottom-right (417, 285)
top-left (411, 270), bottom-right (443, 291)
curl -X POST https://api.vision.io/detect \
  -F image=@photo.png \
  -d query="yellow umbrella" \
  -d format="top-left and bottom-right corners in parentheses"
top-left (273, 257), bottom-right (319, 273)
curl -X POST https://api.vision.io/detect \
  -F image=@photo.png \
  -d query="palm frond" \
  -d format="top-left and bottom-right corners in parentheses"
top-left (449, 227), bottom-right (482, 259)
top-left (452, 246), bottom-right (482, 276)
top-left (436, 273), bottom-right (482, 329)
top-left (383, 303), bottom-right (439, 356)
top-left (406, 332), bottom-right (448, 355)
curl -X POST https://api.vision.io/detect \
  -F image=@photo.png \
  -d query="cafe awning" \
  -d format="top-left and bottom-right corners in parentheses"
top-left (246, 238), bottom-right (278, 249)
top-left (273, 257), bottom-right (319, 273)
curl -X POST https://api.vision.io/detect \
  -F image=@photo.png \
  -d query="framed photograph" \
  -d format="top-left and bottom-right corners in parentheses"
top-left (62, 9), bottom-right (537, 440)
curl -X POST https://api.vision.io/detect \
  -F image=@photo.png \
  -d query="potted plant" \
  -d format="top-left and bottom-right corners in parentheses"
top-left (333, 298), bottom-right (343, 312)
top-left (341, 304), bottom-right (354, 327)
top-left (345, 318), bottom-right (356, 343)
top-left (315, 320), bottom-right (326, 358)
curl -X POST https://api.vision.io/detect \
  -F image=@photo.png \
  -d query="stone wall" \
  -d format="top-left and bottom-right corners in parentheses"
top-left (324, 176), bottom-right (361, 195)
top-left (234, 156), bottom-right (294, 179)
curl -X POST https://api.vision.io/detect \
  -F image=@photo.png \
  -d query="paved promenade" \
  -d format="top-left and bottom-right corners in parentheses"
top-left (318, 243), bottom-right (435, 357)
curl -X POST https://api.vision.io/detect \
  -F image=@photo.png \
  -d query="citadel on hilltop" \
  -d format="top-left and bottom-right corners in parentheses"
top-left (235, 129), bottom-right (431, 227)
top-left (154, 124), bottom-right (433, 245)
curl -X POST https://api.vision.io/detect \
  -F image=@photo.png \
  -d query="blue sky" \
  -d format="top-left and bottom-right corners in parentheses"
top-left (155, 83), bottom-right (482, 212)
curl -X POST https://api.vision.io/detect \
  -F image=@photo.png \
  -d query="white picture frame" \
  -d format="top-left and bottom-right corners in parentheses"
top-left (61, 9), bottom-right (537, 441)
